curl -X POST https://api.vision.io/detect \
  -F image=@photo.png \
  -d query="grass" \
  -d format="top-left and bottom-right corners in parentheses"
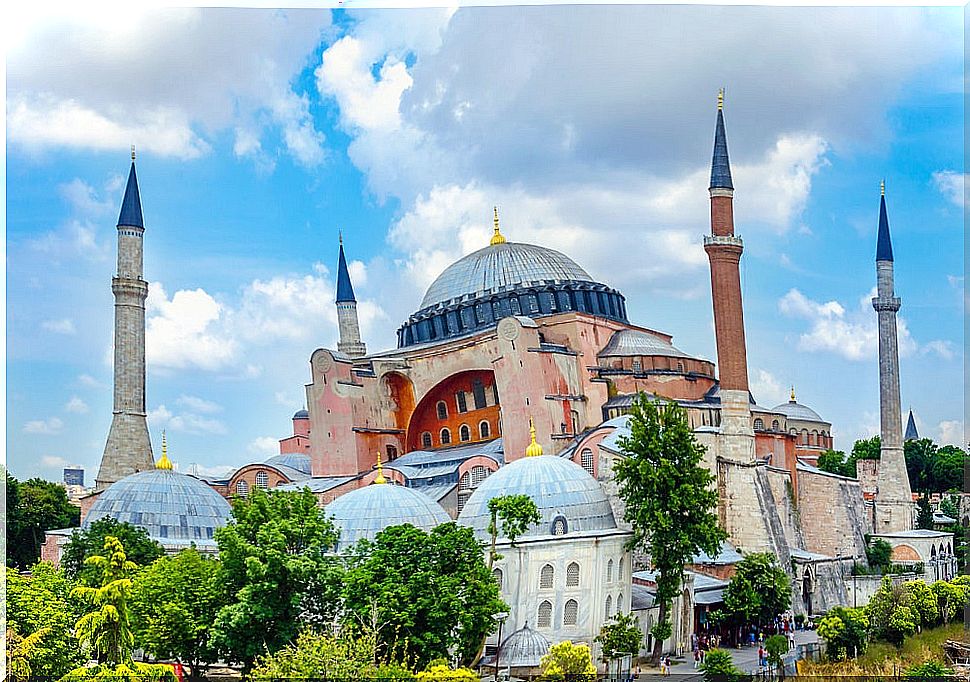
top-left (799, 623), bottom-right (968, 677)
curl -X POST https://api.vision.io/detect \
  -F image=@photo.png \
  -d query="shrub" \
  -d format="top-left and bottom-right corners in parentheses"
top-left (699, 649), bottom-right (742, 682)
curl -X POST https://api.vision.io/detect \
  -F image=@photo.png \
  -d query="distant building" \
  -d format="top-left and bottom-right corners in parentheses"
top-left (63, 466), bottom-right (84, 487)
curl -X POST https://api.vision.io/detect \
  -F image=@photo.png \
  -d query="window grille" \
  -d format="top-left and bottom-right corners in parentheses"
top-left (540, 564), bottom-right (554, 589)
top-left (566, 562), bottom-right (580, 587)
top-left (564, 599), bottom-right (578, 626)
top-left (255, 471), bottom-right (269, 489)
top-left (581, 448), bottom-right (595, 476)
top-left (538, 601), bottom-right (552, 628)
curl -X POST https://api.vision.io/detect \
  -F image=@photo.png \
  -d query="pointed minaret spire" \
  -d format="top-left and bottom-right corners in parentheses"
top-left (904, 409), bottom-right (919, 441)
top-left (335, 234), bottom-right (366, 358)
top-left (876, 181), bottom-right (894, 262)
top-left (710, 89), bottom-right (734, 191)
top-left (118, 155), bottom-right (144, 229)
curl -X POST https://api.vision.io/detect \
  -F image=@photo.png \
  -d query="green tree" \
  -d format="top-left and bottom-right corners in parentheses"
top-left (486, 493), bottom-right (540, 568)
top-left (699, 649), bottom-right (742, 682)
top-left (904, 439), bottom-right (937, 492)
top-left (6, 627), bottom-right (49, 682)
top-left (816, 449), bottom-right (849, 477)
top-left (865, 576), bottom-right (917, 645)
top-left (817, 606), bottom-right (868, 661)
top-left (722, 553), bottom-right (791, 630)
top-left (6, 562), bottom-right (84, 678)
top-left (865, 537), bottom-right (893, 573)
top-left (843, 435), bottom-right (881, 478)
top-left (6, 474), bottom-right (80, 568)
top-left (765, 634), bottom-right (788, 678)
top-left (211, 488), bottom-right (341, 671)
top-left (940, 495), bottom-right (960, 521)
top-left (62, 517), bottom-right (164, 582)
top-left (595, 612), bottom-right (642, 662)
top-left (342, 522), bottom-right (505, 669)
top-left (130, 549), bottom-right (223, 678)
top-left (930, 446), bottom-right (966, 493)
top-left (539, 640), bottom-right (596, 681)
top-left (916, 495), bottom-right (934, 530)
top-left (906, 580), bottom-right (939, 627)
top-left (614, 395), bottom-right (725, 662)
top-left (417, 664), bottom-right (478, 681)
top-left (932, 580), bottom-right (969, 624)
top-left (904, 661), bottom-right (956, 679)
top-left (249, 629), bottom-right (411, 680)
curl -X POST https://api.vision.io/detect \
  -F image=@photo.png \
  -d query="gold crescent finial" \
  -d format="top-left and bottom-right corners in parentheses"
top-left (880, 179), bottom-right (885, 196)
top-left (717, 88), bottom-right (724, 111)
top-left (156, 430), bottom-right (173, 470)
top-left (374, 451), bottom-right (387, 484)
top-left (131, 145), bottom-right (136, 161)
top-left (525, 417), bottom-right (544, 457)
top-left (790, 386), bottom-right (796, 402)
top-left (490, 206), bottom-right (507, 245)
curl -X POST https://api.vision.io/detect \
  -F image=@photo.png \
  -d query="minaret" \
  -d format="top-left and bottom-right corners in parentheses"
top-left (704, 90), bottom-right (754, 459)
top-left (904, 409), bottom-right (919, 441)
top-left (96, 148), bottom-right (154, 488)
top-left (335, 234), bottom-right (367, 358)
top-left (872, 182), bottom-right (913, 531)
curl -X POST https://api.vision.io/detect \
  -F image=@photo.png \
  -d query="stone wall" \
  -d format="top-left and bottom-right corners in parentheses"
top-left (796, 468), bottom-right (870, 558)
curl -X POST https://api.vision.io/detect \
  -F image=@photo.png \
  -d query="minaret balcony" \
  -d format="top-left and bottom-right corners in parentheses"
top-left (872, 296), bottom-right (901, 313)
top-left (703, 234), bottom-right (744, 248)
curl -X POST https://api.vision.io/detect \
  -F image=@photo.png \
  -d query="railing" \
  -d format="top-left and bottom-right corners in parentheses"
top-left (703, 234), bottom-right (744, 248)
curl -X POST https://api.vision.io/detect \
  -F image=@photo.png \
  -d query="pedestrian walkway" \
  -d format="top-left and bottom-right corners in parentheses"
top-left (637, 630), bottom-right (819, 677)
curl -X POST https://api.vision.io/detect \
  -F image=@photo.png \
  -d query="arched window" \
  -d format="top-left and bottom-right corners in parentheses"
top-left (632, 359), bottom-right (642, 372)
top-left (493, 568), bottom-right (503, 590)
top-left (772, 420), bottom-right (780, 431)
top-left (538, 600), bottom-right (553, 628)
top-left (605, 595), bottom-right (613, 619)
top-left (436, 401), bottom-right (448, 420)
top-left (551, 516), bottom-right (568, 536)
top-left (801, 429), bottom-right (809, 444)
top-left (563, 599), bottom-right (578, 626)
top-left (567, 562), bottom-right (580, 587)
top-left (459, 472), bottom-right (471, 491)
top-left (255, 471), bottom-right (269, 489)
top-left (422, 432), bottom-right (433, 449)
top-left (440, 428), bottom-right (451, 445)
top-left (581, 448), bottom-right (595, 476)
top-left (386, 444), bottom-right (398, 460)
top-left (470, 465), bottom-right (489, 486)
top-left (754, 418), bottom-right (764, 430)
top-left (606, 559), bottom-right (614, 583)
top-left (235, 480), bottom-right (249, 497)
top-left (459, 424), bottom-right (471, 442)
top-left (479, 420), bottom-right (490, 439)
top-left (540, 564), bottom-right (554, 589)
top-left (616, 593), bottom-right (624, 613)
top-left (617, 557), bottom-right (624, 581)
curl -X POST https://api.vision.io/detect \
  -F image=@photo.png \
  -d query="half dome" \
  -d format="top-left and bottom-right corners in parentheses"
top-left (84, 469), bottom-right (231, 547)
top-left (325, 482), bottom-right (451, 551)
top-left (265, 452), bottom-right (312, 476)
top-left (457, 454), bottom-right (616, 540)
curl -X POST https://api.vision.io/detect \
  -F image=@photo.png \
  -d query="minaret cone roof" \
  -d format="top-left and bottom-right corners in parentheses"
top-left (876, 190), bottom-right (894, 262)
top-left (904, 409), bottom-right (919, 441)
top-left (335, 239), bottom-right (357, 303)
top-left (710, 107), bottom-right (734, 191)
top-left (117, 162), bottom-right (144, 228)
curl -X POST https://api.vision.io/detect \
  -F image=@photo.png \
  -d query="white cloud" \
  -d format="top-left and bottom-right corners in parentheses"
top-left (42, 318), bottom-right (77, 335)
top-left (932, 170), bottom-right (966, 208)
top-left (59, 178), bottom-right (115, 216)
top-left (248, 436), bottom-right (279, 456)
top-left (146, 282), bottom-right (238, 371)
top-left (77, 373), bottom-right (104, 388)
top-left (750, 369), bottom-right (788, 407)
top-left (30, 219), bottom-right (111, 262)
top-left (24, 417), bottom-right (64, 435)
top-left (148, 403), bottom-right (228, 435)
top-left (176, 394), bottom-right (222, 414)
top-left (41, 455), bottom-right (72, 469)
top-left (65, 396), bottom-right (89, 413)
top-left (937, 419), bottom-right (965, 447)
top-left (921, 340), bottom-right (957, 361)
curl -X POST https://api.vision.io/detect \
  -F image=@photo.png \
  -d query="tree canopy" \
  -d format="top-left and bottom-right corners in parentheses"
top-left (486, 493), bottom-right (540, 567)
top-left (614, 395), bottom-right (724, 662)
top-left (62, 517), bottom-right (164, 583)
top-left (249, 630), bottom-right (411, 680)
top-left (6, 473), bottom-right (80, 569)
top-left (539, 641), bottom-right (596, 680)
top-left (722, 553), bottom-right (791, 628)
top-left (817, 606), bottom-right (868, 661)
top-left (595, 612), bottom-right (642, 662)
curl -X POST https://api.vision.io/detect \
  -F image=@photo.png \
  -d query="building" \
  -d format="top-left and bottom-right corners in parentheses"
top-left (63, 466), bottom-right (85, 487)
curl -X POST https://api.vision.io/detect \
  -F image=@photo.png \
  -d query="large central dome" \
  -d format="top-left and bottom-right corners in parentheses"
top-left (420, 242), bottom-right (594, 310)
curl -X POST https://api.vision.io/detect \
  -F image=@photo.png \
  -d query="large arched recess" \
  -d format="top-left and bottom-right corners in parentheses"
top-left (406, 369), bottom-right (500, 452)
top-left (382, 372), bottom-right (416, 433)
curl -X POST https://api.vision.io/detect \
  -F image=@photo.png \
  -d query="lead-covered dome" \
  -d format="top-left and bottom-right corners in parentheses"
top-left (457, 454), bottom-right (617, 540)
top-left (84, 469), bottom-right (231, 547)
top-left (325, 482), bottom-right (451, 551)
top-left (771, 398), bottom-right (823, 422)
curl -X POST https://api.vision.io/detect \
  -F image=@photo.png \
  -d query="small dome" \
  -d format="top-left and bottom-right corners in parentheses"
top-left (599, 328), bottom-right (691, 359)
top-left (457, 455), bottom-right (616, 540)
top-left (771, 399), bottom-right (823, 422)
top-left (325, 483), bottom-right (450, 551)
top-left (293, 409), bottom-right (309, 420)
top-left (499, 624), bottom-right (551, 668)
top-left (420, 242), bottom-right (593, 311)
top-left (265, 452), bottom-right (312, 476)
top-left (84, 469), bottom-right (231, 547)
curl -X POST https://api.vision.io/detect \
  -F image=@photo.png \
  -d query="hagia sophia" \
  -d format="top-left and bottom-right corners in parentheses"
top-left (42, 96), bottom-right (957, 667)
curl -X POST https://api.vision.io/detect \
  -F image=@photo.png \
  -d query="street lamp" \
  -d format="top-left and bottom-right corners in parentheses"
top-left (493, 611), bottom-right (509, 682)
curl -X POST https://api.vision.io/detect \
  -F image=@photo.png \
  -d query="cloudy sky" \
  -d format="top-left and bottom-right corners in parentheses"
top-left (6, 5), bottom-right (964, 481)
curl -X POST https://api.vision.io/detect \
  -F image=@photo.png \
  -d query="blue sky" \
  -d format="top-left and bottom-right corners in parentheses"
top-left (6, 5), bottom-right (965, 481)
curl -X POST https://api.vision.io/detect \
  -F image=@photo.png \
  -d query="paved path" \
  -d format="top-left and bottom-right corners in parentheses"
top-left (640, 630), bottom-right (819, 677)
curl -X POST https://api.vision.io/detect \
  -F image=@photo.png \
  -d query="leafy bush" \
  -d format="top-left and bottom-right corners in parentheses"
top-left (903, 661), bottom-right (956, 679)
top-left (540, 641), bottom-right (596, 681)
top-left (699, 649), bottom-right (742, 682)
top-left (818, 607), bottom-right (868, 660)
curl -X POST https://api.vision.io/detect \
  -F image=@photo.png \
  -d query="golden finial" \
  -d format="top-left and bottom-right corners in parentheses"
top-left (339, 229), bottom-right (343, 245)
top-left (525, 418), bottom-right (544, 457)
top-left (156, 430), bottom-right (173, 470)
top-left (131, 145), bottom-right (136, 161)
top-left (717, 88), bottom-right (724, 111)
top-left (880, 179), bottom-right (885, 196)
top-left (490, 206), bottom-right (507, 246)
top-left (790, 386), bottom-right (796, 402)
top-left (373, 451), bottom-right (387, 484)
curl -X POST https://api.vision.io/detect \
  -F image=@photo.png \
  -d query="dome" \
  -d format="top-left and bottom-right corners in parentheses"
top-left (265, 452), bottom-right (312, 476)
top-left (771, 399), bottom-right (823, 422)
top-left (457, 454), bottom-right (616, 540)
top-left (293, 409), bottom-right (309, 420)
top-left (325, 483), bottom-right (451, 551)
top-left (498, 624), bottom-right (551, 668)
top-left (84, 469), bottom-right (231, 547)
top-left (598, 328), bottom-right (691, 358)
top-left (420, 242), bottom-right (593, 311)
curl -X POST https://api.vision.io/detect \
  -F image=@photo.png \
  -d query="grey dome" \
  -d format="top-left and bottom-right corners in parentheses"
top-left (420, 242), bottom-right (593, 311)
top-left (457, 455), bottom-right (616, 540)
top-left (599, 328), bottom-right (690, 358)
top-left (326, 483), bottom-right (451, 551)
top-left (499, 624), bottom-right (551, 668)
top-left (84, 469), bottom-right (231, 547)
top-left (771, 399), bottom-right (823, 422)
top-left (293, 409), bottom-right (309, 420)
top-left (265, 452), bottom-right (312, 475)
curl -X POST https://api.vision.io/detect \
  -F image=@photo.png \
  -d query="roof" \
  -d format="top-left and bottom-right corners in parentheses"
top-left (905, 410), bottom-right (919, 441)
top-left (934, 512), bottom-right (957, 524)
top-left (493, 625), bottom-right (551, 668)
top-left (790, 547), bottom-right (834, 562)
top-left (388, 438), bottom-right (504, 469)
top-left (598, 328), bottom-right (691, 359)
top-left (336, 241), bottom-right (356, 303)
top-left (419, 241), bottom-right (594, 311)
top-left (631, 583), bottom-right (657, 610)
top-left (265, 452), bottom-right (312, 476)
top-left (276, 475), bottom-right (357, 493)
top-left (117, 162), bottom-right (144, 228)
top-left (710, 108), bottom-right (733, 190)
top-left (414, 481), bottom-right (456, 502)
top-left (692, 540), bottom-right (744, 565)
top-left (876, 192), bottom-right (894, 262)
top-left (873, 529), bottom-right (954, 539)
top-left (771, 398), bottom-right (824, 423)
top-left (634, 569), bottom-right (728, 593)
top-left (293, 408), bottom-right (309, 420)
top-left (695, 588), bottom-right (726, 605)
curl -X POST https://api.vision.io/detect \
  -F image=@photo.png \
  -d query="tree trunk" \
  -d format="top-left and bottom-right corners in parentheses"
top-left (650, 601), bottom-right (669, 665)
top-left (488, 510), bottom-right (498, 569)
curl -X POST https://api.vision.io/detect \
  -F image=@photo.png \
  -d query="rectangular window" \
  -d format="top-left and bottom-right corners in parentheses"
top-left (456, 391), bottom-right (468, 413)
top-left (472, 379), bottom-right (487, 410)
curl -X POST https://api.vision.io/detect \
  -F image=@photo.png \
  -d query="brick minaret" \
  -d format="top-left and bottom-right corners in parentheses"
top-left (872, 183), bottom-right (913, 531)
top-left (704, 91), bottom-right (754, 459)
top-left (335, 235), bottom-right (366, 358)
top-left (96, 150), bottom-right (154, 488)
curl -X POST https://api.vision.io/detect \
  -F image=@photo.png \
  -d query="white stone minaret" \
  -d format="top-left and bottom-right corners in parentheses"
top-left (335, 235), bottom-right (366, 358)
top-left (872, 182), bottom-right (913, 531)
top-left (95, 149), bottom-right (154, 488)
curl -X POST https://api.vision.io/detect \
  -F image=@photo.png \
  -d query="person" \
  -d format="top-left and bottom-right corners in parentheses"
top-left (665, 655), bottom-right (672, 676)
top-left (700, 648), bottom-right (706, 665)
top-left (758, 646), bottom-right (765, 669)
top-left (693, 650), bottom-right (700, 669)
top-left (788, 629), bottom-right (796, 650)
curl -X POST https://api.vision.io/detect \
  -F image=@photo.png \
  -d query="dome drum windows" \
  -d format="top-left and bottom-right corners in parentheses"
top-left (754, 418), bottom-right (764, 430)
top-left (551, 515), bottom-right (568, 536)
